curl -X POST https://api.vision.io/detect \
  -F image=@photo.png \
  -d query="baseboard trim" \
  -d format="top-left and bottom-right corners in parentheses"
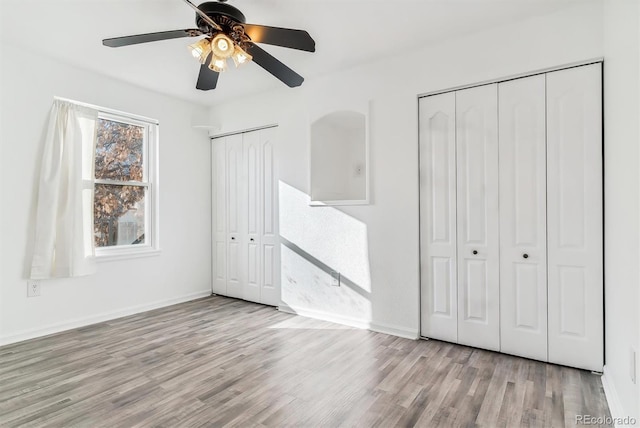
top-left (0, 290), bottom-right (211, 347)
top-left (369, 321), bottom-right (420, 340)
top-left (277, 304), bottom-right (419, 340)
top-left (601, 366), bottom-right (625, 427)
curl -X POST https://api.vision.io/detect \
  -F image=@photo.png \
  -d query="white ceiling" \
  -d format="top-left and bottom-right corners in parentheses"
top-left (1, 0), bottom-right (587, 105)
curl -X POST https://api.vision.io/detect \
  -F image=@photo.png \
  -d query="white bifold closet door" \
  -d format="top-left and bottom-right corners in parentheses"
top-left (546, 65), bottom-right (603, 371)
top-left (419, 92), bottom-right (458, 342)
top-left (455, 84), bottom-right (500, 351)
top-left (498, 74), bottom-right (548, 361)
top-left (212, 127), bottom-right (279, 306)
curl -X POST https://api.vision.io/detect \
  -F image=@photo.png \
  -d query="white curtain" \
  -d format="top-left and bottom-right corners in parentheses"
top-left (30, 100), bottom-right (98, 279)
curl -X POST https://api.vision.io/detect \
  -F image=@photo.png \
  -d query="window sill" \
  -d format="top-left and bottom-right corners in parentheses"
top-left (96, 248), bottom-right (162, 263)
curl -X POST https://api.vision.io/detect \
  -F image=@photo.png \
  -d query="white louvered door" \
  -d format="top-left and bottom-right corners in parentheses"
top-left (498, 75), bottom-right (548, 361)
top-left (419, 92), bottom-right (458, 342)
top-left (211, 128), bottom-right (279, 306)
top-left (546, 64), bottom-right (603, 371)
top-left (455, 84), bottom-right (500, 352)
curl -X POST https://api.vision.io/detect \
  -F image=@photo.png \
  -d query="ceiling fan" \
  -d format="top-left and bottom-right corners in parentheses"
top-left (102, 0), bottom-right (315, 91)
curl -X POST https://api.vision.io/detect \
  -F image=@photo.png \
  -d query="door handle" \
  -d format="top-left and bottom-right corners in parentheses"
top-left (472, 250), bottom-right (478, 255)
top-left (250, 238), bottom-right (254, 242)
top-left (231, 237), bottom-right (236, 241)
top-left (523, 253), bottom-right (529, 259)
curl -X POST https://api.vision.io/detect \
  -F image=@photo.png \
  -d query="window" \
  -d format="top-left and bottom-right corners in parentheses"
top-left (93, 111), bottom-right (159, 258)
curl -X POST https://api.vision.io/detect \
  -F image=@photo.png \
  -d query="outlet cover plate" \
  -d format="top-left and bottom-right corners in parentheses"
top-left (631, 348), bottom-right (637, 384)
top-left (27, 281), bottom-right (41, 297)
top-left (330, 271), bottom-right (340, 287)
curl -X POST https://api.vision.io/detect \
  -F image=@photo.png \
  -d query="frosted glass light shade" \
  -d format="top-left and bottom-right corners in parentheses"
top-left (208, 55), bottom-right (227, 72)
top-left (188, 38), bottom-right (212, 64)
top-left (211, 34), bottom-right (234, 58)
top-left (232, 45), bottom-right (252, 67)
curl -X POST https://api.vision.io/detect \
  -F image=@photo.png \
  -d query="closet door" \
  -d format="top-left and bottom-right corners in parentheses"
top-left (259, 128), bottom-right (279, 306)
top-left (498, 75), bottom-right (548, 361)
top-left (242, 131), bottom-right (261, 303)
top-left (212, 128), bottom-right (280, 306)
top-left (456, 84), bottom-right (500, 351)
top-left (225, 134), bottom-right (245, 299)
top-left (547, 64), bottom-right (603, 371)
top-left (419, 92), bottom-right (458, 342)
top-left (212, 138), bottom-right (227, 295)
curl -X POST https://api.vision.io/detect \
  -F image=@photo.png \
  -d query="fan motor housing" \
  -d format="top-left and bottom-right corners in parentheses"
top-left (196, 1), bottom-right (246, 30)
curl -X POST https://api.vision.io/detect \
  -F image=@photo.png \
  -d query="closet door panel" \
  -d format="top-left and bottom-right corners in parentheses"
top-left (498, 75), bottom-right (548, 361)
top-left (260, 128), bottom-right (279, 306)
top-left (242, 131), bottom-right (261, 303)
top-left (547, 64), bottom-right (603, 371)
top-left (226, 134), bottom-right (244, 299)
top-left (456, 84), bottom-right (500, 351)
top-left (419, 93), bottom-right (458, 342)
top-left (212, 138), bottom-right (227, 295)
top-left (212, 128), bottom-right (279, 306)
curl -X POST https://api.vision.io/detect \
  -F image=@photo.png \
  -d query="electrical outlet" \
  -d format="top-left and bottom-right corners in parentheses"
top-left (330, 271), bottom-right (340, 287)
top-left (631, 348), bottom-right (637, 384)
top-left (27, 281), bottom-right (41, 297)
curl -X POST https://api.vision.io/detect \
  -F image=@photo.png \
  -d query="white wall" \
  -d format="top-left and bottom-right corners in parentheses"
top-left (603, 0), bottom-right (640, 421)
top-left (208, 2), bottom-right (604, 338)
top-left (0, 42), bottom-right (212, 344)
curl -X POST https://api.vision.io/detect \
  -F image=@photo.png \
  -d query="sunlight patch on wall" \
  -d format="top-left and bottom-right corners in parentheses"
top-left (278, 181), bottom-right (372, 321)
top-left (279, 181), bottom-right (372, 291)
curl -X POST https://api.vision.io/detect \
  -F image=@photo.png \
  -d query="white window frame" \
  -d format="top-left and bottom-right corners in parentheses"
top-left (93, 109), bottom-right (160, 261)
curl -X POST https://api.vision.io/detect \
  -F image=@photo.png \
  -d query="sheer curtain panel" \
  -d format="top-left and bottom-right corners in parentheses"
top-left (30, 100), bottom-right (98, 279)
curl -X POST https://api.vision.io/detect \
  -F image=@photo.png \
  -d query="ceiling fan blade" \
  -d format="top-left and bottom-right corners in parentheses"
top-left (246, 43), bottom-right (304, 88)
top-left (196, 54), bottom-right (219, 91)
top-left (244, 24), bottom-right (315, 52)
top-left (103, 29), bottom-right (202, 47)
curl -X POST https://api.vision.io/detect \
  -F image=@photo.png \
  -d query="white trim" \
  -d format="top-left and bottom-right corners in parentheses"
top-left (308, 109), bottom-right (371, 207)
top-left (0, 291), bottom-right (210, 347)
top-left (601, 367), bottom-right (626, 427)
top-left (369, 321), bottom-right (420, 340)
top-left (277, 304), bottom-right (419, 340)
top-left (94, 179), bottom-right (148, 187)
top-left (309, 199), bottom-right (370, 207)
top-left (96, 248), bottom-right (162, 262)
top-left (54, 96), bottom-right (159, 124)
top-left (208, 124), bottom-right (278, 139)
top-left (417, 58), bottom-right (604, 99)
top-left (278, 304), bottom-right (371, 330)
top-left (93, 115), bottom-right (160, 256)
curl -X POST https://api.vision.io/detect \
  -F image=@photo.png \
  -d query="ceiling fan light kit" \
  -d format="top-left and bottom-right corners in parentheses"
top-left (102, 0), bottom-right (315, 91)
top-left (232, 45), bottom-right (252, 66)
top-left (188, 38), bottom-right (212, 63)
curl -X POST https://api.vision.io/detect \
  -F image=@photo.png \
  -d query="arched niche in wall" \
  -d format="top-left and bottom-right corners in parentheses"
top-left (310, 110), bottom-right (369, 205)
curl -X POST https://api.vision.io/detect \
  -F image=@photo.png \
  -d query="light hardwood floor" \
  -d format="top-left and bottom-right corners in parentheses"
top-left (0, 296), bottom-right (611, 427)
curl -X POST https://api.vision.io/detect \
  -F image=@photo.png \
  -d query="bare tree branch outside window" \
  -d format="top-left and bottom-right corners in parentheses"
top-left (94, 119), bottom-right (147, 247)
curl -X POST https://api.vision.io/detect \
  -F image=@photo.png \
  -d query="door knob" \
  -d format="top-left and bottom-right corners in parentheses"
top-left (472, 250), bottom-right (478, 255)
top-left (250, 238), bottom-right (254, 242)
top-left (523, 253), bottom-right (529, 259)
top-left (231, 237), bottom-right (236, 241)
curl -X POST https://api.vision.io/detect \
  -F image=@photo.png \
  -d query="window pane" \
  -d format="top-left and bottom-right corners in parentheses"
top-left (94, 184), bottom-right (146, 247)
top-left (95, 118), bottom-right (144, 182)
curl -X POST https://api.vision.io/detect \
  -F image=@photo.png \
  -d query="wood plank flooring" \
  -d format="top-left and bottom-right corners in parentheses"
top-left (0, 296), bottom-right (611, 427)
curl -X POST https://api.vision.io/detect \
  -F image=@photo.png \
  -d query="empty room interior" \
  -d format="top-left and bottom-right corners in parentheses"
top-left (1, 0), bottom-right (639, 426)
